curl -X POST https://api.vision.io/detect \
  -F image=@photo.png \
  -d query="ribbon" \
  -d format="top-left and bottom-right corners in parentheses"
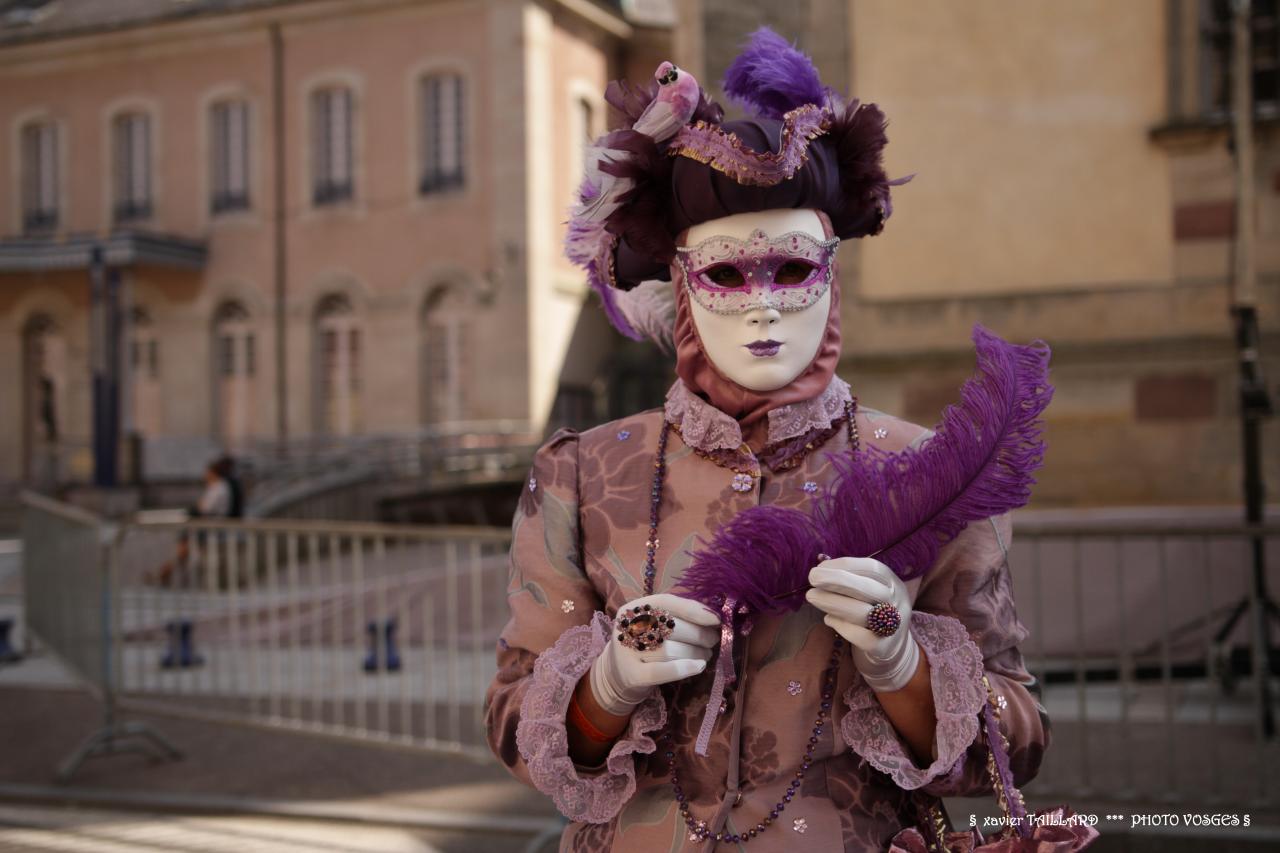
top-left (694, 596), bottom-right (738, 756)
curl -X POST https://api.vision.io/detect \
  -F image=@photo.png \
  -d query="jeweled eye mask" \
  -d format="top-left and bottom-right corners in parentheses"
top-left (675, 229), bottom-right (839, 315)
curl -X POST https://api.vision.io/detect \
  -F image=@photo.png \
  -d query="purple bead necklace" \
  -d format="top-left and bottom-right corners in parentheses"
top-left (641, 398), bottom-right (859, 846)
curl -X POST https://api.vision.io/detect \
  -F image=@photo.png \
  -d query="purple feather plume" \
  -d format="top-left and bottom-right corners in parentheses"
top-left (723, 27), bottom-right (829, 120)
top-left (564, 217), bottom-right (643, 341)
top-left (674, 323), bottom-right (1054, 614)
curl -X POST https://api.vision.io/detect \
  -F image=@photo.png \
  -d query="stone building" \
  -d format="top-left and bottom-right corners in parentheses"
top-left (0, 0), bottom-right (666, 495)
top-left (2, 0), bottom-right (1277, 508)
top-left (678, 0), bottom-right (1280, 507)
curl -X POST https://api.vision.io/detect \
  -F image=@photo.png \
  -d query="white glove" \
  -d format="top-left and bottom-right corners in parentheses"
top-left (806, 556), bottom-right (919, 693)
top-left (588, 593), bottom-right (722, 716)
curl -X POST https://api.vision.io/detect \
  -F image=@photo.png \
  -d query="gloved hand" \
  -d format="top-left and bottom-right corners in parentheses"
top-left (805, 556), bottom-right (919, 693)
top-left (588, 593), bottom-right (722, 716)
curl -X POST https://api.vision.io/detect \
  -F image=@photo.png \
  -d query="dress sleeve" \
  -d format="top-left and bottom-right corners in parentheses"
top-left (839, 511), bottom-right (1051, 796)
top-left (483, 428), bottom-right (668, 823)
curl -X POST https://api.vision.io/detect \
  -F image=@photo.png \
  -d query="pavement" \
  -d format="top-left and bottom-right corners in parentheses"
top-left (0, 680), bottom-right (563, 852)
top-left (7, 518), bottom-right (1280, 852)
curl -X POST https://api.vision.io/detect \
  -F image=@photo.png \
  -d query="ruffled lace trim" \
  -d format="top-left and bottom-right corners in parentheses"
top-left (515, 611), bottom-right (668, 824)
top-left (766, 375), bottom-right (851, 445)
top-left (840, 611), bottom-right (986, 791)
top-left (663, 375), bottom-right (852, 454)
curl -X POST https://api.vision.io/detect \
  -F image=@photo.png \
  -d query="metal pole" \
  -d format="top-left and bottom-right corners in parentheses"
top-left (1229, 0), bottom-right (1276, 737)
top-left (89, 247), bottom-right (121, 488)
top-left (270, 21), bottom-right (289, 449)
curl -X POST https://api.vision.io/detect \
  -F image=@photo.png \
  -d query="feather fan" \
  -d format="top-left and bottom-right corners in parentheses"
top-left (674, 323), bottom-right (1054, 615)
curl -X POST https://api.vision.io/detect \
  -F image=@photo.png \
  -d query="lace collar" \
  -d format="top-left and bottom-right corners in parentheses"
top-left (663, 374), bottom-right (853, 454)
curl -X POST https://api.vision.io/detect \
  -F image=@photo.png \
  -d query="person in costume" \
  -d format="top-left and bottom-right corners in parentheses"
top-left (485, 30), bottom-right (1056, 852)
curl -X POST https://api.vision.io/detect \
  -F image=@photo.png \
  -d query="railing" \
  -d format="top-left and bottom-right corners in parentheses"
top-left (1010, 515), bottom-right (1280, 808)
top-left (241, 423), bottom-right (539, 517)
top-left (21, 493), bottom-right (1280, 809)
top-left (21, 494), bottom-right (512, 781)
top-left (110, 516), bottom-right (511, 758)
top-left (136, 421), bottom-right (540, 517)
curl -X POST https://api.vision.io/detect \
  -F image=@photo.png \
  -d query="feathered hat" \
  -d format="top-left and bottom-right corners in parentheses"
top-left (565, 27), bottom-right (911, 352)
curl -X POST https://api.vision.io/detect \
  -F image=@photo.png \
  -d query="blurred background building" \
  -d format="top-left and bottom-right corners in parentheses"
top-left (0, 0), bottom-right (1276, 520)
top-left (3, 4), bottom-right (1279, 849)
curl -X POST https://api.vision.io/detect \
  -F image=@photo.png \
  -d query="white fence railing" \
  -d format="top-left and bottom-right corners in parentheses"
top-left (20, 493), bottom-right (1280, 809)
top-left (1010, 516), bottom-right (1280, 808)
top-left (22, 494), bottom-right (511, 780)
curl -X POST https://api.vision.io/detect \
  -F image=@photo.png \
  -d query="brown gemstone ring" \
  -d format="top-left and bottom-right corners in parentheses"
top-left (614, 603), bottom-right (676, 652)
top-left (865, 601), bottom-right (901, 638)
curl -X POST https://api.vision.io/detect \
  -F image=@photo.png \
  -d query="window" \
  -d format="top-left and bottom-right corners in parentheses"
top-left (421, 286), bottom-right (469, 424)
top-left (22, 313), bottom-right (65, 485)
top-left (130, 307), bottom-right (162, 437)
top-left (311, 86), bottom-right (354, 204)
top-left (570, 95), bottom-right (595, 198)
top-left (113, 112), bottom-right (152, 222)
top-left (1170, 0), bottom-right (1280, 122)
top-left (315, 293), bottom-right (360, 435)
top-left (214, 301), bottom-right (255, 446)
top-left (419, 73), bottom-right (465, 194)
top-left (20, 120), bottom-right (58, 233)
top-left (211, 99), bottom-right (250, 213)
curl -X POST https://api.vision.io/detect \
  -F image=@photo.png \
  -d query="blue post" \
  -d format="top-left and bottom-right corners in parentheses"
top-left (160, 620), bottom-right (179, 669)
top-left (0, 618), bottom-right (20, 664)
top-left (178, 619), bottom-right (203, 668)
top-left (362, 620), bottom-right (378, 672)
top-left (384, 619), bottom-right (401, 672)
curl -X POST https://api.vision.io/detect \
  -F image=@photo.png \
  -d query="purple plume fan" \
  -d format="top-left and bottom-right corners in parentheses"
top-left (723, 27), bottom-right (829, 120)
top-left (674, 323), bottom-right (1054, 615)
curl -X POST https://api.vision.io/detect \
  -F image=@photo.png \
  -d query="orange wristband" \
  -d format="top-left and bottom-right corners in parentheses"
top-left (568, 689), bottom-right (617, 744)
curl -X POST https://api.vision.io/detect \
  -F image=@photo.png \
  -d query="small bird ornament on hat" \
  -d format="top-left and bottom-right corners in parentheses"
top-left (573, 61), bottom-right (701, 224)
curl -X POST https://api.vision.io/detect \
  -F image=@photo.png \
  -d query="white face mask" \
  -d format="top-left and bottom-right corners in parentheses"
top-left (680, 208), bottom-right (833, 392)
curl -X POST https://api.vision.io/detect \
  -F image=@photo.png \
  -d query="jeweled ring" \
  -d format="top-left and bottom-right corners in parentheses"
top-left (865, 601), bottom-right (901, 638)
top-left (614, 603), bottom-right (676, 652)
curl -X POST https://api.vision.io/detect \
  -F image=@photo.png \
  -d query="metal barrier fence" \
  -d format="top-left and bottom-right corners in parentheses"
top-left (21, 492), bottom-right (181, 779)
top-left (1011, 518), bottom-right (1280, 809)
top-left (19, 493), bottom-right (1280, 809)
top-left (21, 493), bottom-right (511, 778)
top-left (22, 493), bottom-right (111, 696)
top-left (110, 516), bottom-right (511, 760)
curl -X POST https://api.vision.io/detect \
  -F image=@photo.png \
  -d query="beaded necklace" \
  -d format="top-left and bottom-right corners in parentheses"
top-left (642, 397), bottom-right (860, 846)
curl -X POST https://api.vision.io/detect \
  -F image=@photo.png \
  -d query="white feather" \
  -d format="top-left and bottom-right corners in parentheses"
top-left (614, 279), bottom-right (677, 353)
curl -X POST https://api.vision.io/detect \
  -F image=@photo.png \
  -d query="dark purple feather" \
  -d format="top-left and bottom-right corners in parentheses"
top-left (674, 501), bottom-right (820, 617)
top-left (723, 27), bottom-right (829, 120)
top-left (674, 323), bottom-right (1054, 613)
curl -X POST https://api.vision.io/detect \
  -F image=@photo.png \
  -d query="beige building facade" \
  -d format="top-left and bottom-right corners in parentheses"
top-left (2, 0), bottom-right (1277, 508)
top-left (0, 0), bottom-right (657, 488)
top-left (680, 0), bottom-right (1280, 507)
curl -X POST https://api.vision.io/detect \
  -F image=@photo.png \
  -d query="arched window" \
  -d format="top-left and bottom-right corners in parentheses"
top-left (112, 110), bottom-right (152, 222)
top-left (570, 95), bottom-right (596, 198)
top-left (130, 306), bottom-right (162, 437)
top-left (210, 98), bottom-right (250, 213)
top-left (213, 300), bottom-right (255, 447)
top-left (21, 313), bottom-right (65, 485)
top-left (311, 85), bottom-right (354, 204)
top-left (315, 293), bottom-right (360, 435)
top-left (419, 72), bottom-right (465, 194)
top-left (421, 286), bottom-right (469, 425)
top-left (20, 119), bottom-right (59, 233)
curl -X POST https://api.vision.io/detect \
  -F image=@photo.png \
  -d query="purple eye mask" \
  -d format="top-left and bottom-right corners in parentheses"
top-left (675, 229), bottom-right (839, 315)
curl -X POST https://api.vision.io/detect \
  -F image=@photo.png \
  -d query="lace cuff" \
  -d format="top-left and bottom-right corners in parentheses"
top-left (515, 611), bottom-right (667, 823)
top-left (840, 610), bottom-right (986, 791)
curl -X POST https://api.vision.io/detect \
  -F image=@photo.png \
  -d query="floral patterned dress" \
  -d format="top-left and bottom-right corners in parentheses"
top-left (484, 375), bottom-right (1051, 852)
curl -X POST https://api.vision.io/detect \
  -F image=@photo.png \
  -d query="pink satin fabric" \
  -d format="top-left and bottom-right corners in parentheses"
top-left (671, 210), bottom-right (843, 453)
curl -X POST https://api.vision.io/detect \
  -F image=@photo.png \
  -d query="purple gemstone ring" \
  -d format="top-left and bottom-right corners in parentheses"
top-left (614, 604), bottom-right (676, 652)
top-left (865, 601), bottom-right (901, 638)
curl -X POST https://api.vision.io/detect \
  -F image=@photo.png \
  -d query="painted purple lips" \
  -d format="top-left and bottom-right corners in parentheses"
top-left (745, 339), bottom-right (782, 357)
